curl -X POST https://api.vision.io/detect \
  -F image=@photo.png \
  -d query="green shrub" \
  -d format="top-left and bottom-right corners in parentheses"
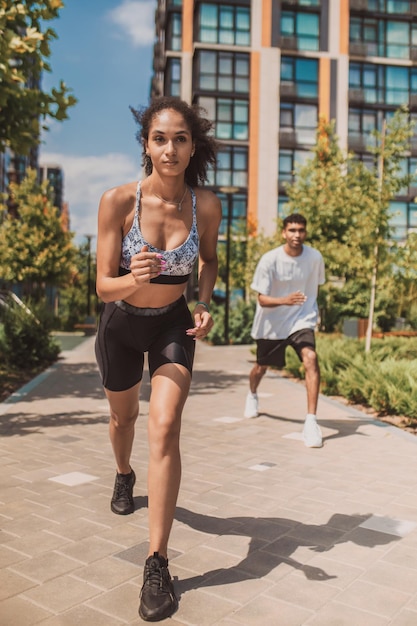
top-left (283, 334), bottom-right (417, 420)
top-left (206, 299), bottom-right (255, 345)
top-left (0, 299), bottom-right (60, 370)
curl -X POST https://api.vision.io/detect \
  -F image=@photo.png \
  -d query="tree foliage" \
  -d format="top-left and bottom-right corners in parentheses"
top-left (280, 108), bottom-right (415, 330)
top-left (222, 108), bottom-right (417, 333)
top-left (0, 168), bottom-right (76, 294)
top-left (0, 0), bottom-right (77, 154)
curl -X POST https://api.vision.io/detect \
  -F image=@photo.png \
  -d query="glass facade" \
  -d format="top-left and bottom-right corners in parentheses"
top-left (197, 51), bottom-right (249, 93)
top-left (152, 0), bottom-right (417, 242)
top-left (167, 12), bottom-right (182, 51)
top-left (199, 96), bottom-right (249, 141)
top-left (281, 56), bottom-right (319, 98)
top-left (218, 191), bottom-right (247, 236)
top-left (165, 58), bottom-right (181, 97)
top-left (349, 62), bottom-right (417, 105)
top-left (350, 17), bottom-right (417, 60)
top-left (279, 149), bottom-right (311, 187)
top-left (281, 11), bottom-right (320, 51)
top-left (208, 146), bottom-right (248, 189)
top-left (198, 3), bottom-right (250, 46)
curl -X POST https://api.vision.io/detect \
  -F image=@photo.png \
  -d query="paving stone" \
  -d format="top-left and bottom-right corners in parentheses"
top-left (2, 337), bottom-right (417, 625)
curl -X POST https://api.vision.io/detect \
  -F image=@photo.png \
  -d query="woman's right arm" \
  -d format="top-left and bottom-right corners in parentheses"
top-left (95, 186), bottom-right (162, 303)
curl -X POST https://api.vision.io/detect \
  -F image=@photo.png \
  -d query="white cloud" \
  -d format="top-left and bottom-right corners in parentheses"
top-left (107, 0), bottom-right (155, 47)
top-left (40, 152), bottom-right (140, 245)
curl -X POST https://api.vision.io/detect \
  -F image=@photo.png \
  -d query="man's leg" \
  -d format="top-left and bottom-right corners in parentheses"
top-left (300, 346), bottom-right (322, 447)
top-left (249, 363), bottom-right (268, 394)
top-left (301, 347), bottom-right (320, 415)
top-left (244, 363), bottom-right (267, 418)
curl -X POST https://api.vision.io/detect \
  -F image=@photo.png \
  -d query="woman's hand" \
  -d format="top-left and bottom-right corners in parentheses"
top-left (130, 245), bottom-right (165, 284)
top-left (186, 304), bottom-right (214, 340)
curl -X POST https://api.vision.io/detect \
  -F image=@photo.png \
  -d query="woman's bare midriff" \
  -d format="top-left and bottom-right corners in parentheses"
top-left (123, 282), bottom-right (187, 309)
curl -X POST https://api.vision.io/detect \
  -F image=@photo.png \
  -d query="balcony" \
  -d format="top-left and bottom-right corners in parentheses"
top-left (280, 36), bottom-right (298, 51)
top-left (279, 130), bottom-right (298, 148)
top-left (348, 134), bottom-right (367, 152)
top-left (350, 0), bottom-right (368, 10)
top-left (151, 76), bottom-right (164, 98)
top-left (410, 137), bottom-right (417, 154)
top-left (280, 83), bottom-right (297, 98)
top-left (349, 42), bottom-right (368, 57)
top-left (349, 88), bottom-right (366, 103)
top-left (155, 7), bottom-right (166, 30)
top-left (282, 0), bottom-right (321, 5)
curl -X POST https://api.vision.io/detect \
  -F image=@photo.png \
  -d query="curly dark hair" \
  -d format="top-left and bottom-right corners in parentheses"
top-left (283, 213), bottom-right (307, 228)
top-left (130, 97), bottom-right (218, 187)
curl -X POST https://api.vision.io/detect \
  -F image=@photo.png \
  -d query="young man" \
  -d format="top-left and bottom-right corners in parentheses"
top-left (244, 213), bottom-right (325, 448)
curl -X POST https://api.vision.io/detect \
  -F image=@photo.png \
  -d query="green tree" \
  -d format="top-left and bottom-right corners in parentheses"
top-left (0, 169), bottom-right (76, 297)
top-left (0, 0), bottom-right (77, 155)
top-left (58, 240), bottom-right (97, 330)
top-left (282, 108), bottom-right (415, 333)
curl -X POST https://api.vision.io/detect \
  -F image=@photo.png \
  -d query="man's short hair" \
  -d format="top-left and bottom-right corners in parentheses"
top-left (283, 213), bottom-right (307, 228)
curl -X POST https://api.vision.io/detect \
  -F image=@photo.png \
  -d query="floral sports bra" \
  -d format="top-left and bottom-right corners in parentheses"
top-left (120, 182), bottom-right (199, 285)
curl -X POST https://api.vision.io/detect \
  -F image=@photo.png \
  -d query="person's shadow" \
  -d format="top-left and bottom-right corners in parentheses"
top-left (172, 507), bottom-right (399, 596)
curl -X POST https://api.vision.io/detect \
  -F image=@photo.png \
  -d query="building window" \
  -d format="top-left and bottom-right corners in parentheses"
top-left (348, 108), bottom-right (379, 150)
top-left (167, 12), bottom-right (182, 51)
top-left (218, 191), bottom-right (247, 237)
top-left (389, 201), bottom-right (412, 240)
top-left (349, 62), bottom-right (416, 105)
top-left (350, 17), bottom-right (417, 60)
top-left (198, 3), bottom-right (250, 46)
top-left (165, 58), bottom-right (181, 97)
top-left (199, 96), bottom-right (249, 141)
top-left (278, 149), bottom-right (311, 187)
top-left (280, 103), bottom-right (318, 145)
top-left (209, 146), bottom-right (248, 189)
top-left (367, 0), bottom-right (411, 14)
top-left (281, 56), bottom-right (318, 98)
top-left (196, 51), bottom-right (249, 93)
top-left (281, 11), bottom-right (319, 52)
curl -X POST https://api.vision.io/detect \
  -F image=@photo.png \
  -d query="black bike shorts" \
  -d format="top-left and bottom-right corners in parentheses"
top-left (95, 296), bottom-right (195, 392)
top-left (256, 329), bottom-right (316, 369)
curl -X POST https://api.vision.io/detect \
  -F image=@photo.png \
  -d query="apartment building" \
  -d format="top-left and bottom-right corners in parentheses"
top-left (151, 0), bottom-right (417, 241)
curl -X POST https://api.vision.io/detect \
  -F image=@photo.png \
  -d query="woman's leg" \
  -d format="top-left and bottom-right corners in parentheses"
top-left (147, 363), bottom-right (191, 559)
top-left (105, 382), bottom-right (141, 474)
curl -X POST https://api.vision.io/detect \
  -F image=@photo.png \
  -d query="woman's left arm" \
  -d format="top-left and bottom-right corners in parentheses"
top-left (186, 190), bottom-right (222, 339)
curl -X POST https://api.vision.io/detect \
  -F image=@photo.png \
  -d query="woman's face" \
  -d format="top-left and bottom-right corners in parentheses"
top-left (145, 108), bottom-right (194, 177)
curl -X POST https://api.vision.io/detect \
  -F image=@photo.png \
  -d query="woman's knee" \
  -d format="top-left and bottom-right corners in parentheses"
top-left (149, 412), bottom-right (181, 456)
top-left (109, 405), bottom-right (138, 430)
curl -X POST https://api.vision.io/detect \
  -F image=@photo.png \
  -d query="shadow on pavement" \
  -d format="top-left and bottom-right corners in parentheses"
top-left (173, 507), bottom-right (399, 595)
top-left (261, 413), bottom-right (375, 442)
top-left (15, 363), bottom-right (105, 401)
top-left (0, 409), bottom-right (108, 437)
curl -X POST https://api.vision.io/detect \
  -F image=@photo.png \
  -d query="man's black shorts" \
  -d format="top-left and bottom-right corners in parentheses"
top-left (255, 329), bottom-right (316, 369)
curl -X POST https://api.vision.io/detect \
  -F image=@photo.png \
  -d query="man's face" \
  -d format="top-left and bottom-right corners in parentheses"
top-left (282, 222), bottom-right (307, 251)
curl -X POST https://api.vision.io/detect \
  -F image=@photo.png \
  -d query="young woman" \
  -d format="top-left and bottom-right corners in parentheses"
top-left (95, 97), bottom-right (221, 621)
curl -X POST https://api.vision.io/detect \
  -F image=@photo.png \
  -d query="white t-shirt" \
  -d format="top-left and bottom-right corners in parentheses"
top-left (250, 244), bottom-right (325, 340)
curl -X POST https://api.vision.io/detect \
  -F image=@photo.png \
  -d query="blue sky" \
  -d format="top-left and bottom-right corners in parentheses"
top-left (41, 0), bottom-right (155, 244)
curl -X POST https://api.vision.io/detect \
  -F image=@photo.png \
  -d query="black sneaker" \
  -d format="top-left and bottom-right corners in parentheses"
top-left (139, 552), bottom-right (178, 622)
top-left (110, 469), bottom-right (136, 515)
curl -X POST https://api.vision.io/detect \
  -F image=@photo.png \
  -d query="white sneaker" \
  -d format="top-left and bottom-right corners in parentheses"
top-left (302, 415), bottom-right (322, 448)
top-left (244, 392), bottom-right (258, 418)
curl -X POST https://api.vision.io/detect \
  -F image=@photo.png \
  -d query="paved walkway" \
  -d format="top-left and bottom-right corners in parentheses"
top-left (2, 336), bottom-right (417, 625)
